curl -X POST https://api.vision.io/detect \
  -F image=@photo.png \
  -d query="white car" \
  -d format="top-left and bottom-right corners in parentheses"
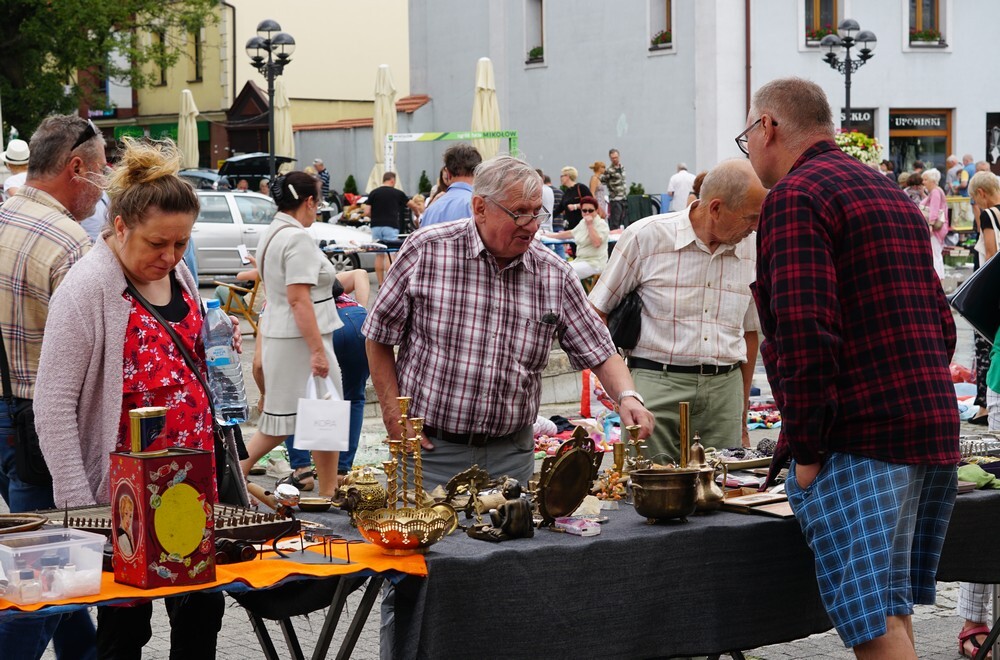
top-left (191, 191), bottom-right (374, 276)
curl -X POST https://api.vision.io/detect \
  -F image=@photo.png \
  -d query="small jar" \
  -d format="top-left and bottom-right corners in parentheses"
top-left (39, 556), bottom-right (62, 598)
top-left (17, 569), bottom-right (41, 604)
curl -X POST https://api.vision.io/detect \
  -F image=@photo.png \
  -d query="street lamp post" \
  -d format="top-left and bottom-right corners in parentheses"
top-left (245, 20), bottom-right (295, 183)
top-left (819, 19), bottom-right (876, 132)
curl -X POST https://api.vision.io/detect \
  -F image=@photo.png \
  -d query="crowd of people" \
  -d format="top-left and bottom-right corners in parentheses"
top-left (1, 71), bottom-right (997, 657)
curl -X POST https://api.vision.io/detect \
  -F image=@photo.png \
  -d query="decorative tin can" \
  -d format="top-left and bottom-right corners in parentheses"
top-left (127, 407), bottom-right (168, 453)
top-left (109, 448), bottom-right (216, 589)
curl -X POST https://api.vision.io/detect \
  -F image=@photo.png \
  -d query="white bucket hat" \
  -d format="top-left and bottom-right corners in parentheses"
top-left (2, 139), bottom-right (29, 166)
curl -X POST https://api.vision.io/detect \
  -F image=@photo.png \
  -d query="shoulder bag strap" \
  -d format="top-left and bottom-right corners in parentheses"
top-left (124, 279), bottom-right (216, 420)
top-left (986, 207), bottom-right (1000, 253)
top-left (256, 222), bottom-right (296, 284)
top-left (0, 329), bottom-right (16, 416)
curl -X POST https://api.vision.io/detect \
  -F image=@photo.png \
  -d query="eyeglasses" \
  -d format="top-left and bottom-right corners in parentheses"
top-left (70, 119), bottom-right (99, 152)
top-left (581, 208), bottom-right (597, 214)
top-left (485, 196), bottom-right (551, 227)
top-left (734, 117), bottom-right (777, 156)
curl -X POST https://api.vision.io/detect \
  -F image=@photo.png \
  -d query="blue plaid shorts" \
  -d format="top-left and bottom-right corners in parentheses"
top-left (786, 453), bottom-right (957, 648)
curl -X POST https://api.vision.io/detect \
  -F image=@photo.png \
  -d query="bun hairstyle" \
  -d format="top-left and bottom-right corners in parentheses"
top-left (105, 137), bottom-right (199, 236)
top-left (272, 171), bottom-right (320, 211)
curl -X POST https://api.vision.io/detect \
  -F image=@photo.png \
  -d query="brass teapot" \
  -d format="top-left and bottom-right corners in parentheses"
top-left (688, 433), bottom-right (725, 513)
top-left (337, 466), bottom-right (388, 526)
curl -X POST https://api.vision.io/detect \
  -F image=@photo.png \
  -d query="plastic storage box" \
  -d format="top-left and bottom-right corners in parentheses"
top-left (0, 528), bottom-right (105, 605)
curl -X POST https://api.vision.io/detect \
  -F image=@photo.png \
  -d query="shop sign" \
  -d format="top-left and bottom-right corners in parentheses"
top-left (88, 108), bottom-right (117, 119)
top-left (840, 108), bottom-right (875, 135)
top-left (889, 112), bottom-right (947, 131)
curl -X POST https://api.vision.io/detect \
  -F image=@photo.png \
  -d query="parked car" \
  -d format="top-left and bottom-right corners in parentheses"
top-left (191, 191), bottom-right (374, 277)
top-left (179, 168), bottom-right (231, 191)
top-left (218, 153), bottom-right (346, 214)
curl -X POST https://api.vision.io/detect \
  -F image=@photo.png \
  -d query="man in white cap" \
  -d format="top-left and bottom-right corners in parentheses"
top-left (2, 139), bottom-right (29, 199)
top-left (314, 157), bottom-right (331, 200)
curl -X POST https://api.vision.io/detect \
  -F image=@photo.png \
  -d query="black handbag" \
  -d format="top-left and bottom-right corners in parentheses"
top-left (607, 289), bottom-right (643, 350)
top-left (0, 329), bottom-right (51, 486)
top-left (125, 280), bottom-right (249, 506)
top-left (948, 251), bottom-right (1000, 345)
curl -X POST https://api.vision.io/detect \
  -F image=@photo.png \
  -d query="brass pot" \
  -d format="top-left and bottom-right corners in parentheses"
top-left (629, 468), bottom-right (699, 522)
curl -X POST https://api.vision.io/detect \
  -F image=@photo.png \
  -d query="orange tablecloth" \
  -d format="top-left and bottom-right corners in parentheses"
top-left (0, 543), bottom-right (426, 613)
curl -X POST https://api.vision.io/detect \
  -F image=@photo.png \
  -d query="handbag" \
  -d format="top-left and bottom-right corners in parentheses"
top-left (920, 196), bottom-right (948, 231)
top-left (293, 375), bottom-right (350, 451)
top-left (124, 280), bottom-right (249, 506)
top-left (607, 289), bottom-right (643, 350)
top-left (948, 248), bottom-right (1000, 344)
top-left (0, 330), bottom-right (51, 486)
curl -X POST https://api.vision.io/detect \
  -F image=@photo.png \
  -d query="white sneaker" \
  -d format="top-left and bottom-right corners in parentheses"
top-left (265, 456), bottom-right (293, 479)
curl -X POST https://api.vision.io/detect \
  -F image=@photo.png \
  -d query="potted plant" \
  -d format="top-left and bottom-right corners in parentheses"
top-left (650, 29), bottom-right (672, 50)
top-left (526, 46), bottom-right (543, 63)
top-left (833, 129), bottom-right (883, 165)
top-left (909, 27), bottom-right (943, 45)
top-left (806, 24), bottom-right (836, 45)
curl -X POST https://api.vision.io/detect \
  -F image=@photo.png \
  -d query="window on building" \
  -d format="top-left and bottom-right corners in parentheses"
top-left (909, 0), bottom-right (943, 43)
top-left (525, 0), bottom-right (544, 63)
top-left (805, 0), bottom-right (837, 42)
top-left (649, 1), bottom-right (672, 50)
top-left (187, 30), bottom-right (203, 83)
top-left (153, 31), bottom-right (167, 86)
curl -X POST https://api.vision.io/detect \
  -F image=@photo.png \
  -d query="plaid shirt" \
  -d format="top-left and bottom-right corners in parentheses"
top-left (0, 187), bottom-right (91, 398)
top-left (601, 163), bottom-right (627, 201)
top-left (363, 219), bottom-right (616, 436)
top-left (753, 140), bottom-right (959, 466)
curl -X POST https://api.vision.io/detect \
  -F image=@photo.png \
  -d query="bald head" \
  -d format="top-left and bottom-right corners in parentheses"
top-left (700, 159), bottom-right (766, 211)
top-left (692, 159), bottom-right (768, 250)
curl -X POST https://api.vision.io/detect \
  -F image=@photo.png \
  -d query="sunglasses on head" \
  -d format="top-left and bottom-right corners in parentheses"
top-left (71, 119), bottom-right (99, 152)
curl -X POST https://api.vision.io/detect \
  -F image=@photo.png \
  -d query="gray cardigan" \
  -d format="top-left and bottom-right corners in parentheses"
top-left (34, 238), bottom-right (202, 507)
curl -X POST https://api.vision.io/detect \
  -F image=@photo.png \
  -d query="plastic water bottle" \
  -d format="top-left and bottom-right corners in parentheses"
top-left (202, 299), bottom-right (248, 425)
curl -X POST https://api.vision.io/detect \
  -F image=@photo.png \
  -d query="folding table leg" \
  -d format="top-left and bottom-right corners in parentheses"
top-left (278, 617), bottom-right (306, 660)
top-left (335, 576), bottom-right (386, 660)
top-left (310, 577), bottom-right (354, 660)
top-left (246, 610), bottom-right (281, 660)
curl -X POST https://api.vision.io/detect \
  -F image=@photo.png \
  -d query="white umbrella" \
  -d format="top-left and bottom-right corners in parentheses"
top-left (471, 57), bottom-right (501, 160)
top-left (274, 79), bottom-right (295, 163)
top-left (366, 64), bottom-right (397, 192)
top-left (178, 89), bottom-right (199, 169)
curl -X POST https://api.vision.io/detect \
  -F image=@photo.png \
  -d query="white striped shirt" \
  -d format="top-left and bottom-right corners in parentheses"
top-left (590, 207), bottom-right (758, 366)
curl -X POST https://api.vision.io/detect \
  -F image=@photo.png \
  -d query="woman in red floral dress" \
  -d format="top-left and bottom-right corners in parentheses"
top-left (35, 137), bottom-right (242, 658)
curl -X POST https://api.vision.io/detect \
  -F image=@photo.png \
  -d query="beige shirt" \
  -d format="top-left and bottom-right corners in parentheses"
top-left (570, 215), bottom-right (610, 272)
top-left (258, 212), bottom-right (343, 338)
top-left (589, 207), bottom-right (759, 366)
top-left (0, 187), bottom-right (91, 398)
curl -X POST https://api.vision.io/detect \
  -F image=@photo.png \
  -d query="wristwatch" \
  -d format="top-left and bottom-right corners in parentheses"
top-left (618, 390), bottom-right (645, 406)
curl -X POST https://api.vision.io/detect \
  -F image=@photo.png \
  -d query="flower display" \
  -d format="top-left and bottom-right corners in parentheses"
top-left (806, 24), bottom-right (836, 41)
top-left (909, 27), bottom-right (942, 42)
top-left (651, 30), bottom-right (672, 47)
top-left (834, 129), bottom-right (883, 165)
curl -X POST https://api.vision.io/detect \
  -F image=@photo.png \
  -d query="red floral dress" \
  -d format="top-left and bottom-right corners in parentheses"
top-left (117, 288), bottom-right (214, 456)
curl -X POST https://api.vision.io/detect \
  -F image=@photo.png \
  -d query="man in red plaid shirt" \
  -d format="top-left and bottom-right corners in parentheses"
top-left (364, 155), bottom-right (654, 491)
top-left (743, 77), bottom-right (959, 658)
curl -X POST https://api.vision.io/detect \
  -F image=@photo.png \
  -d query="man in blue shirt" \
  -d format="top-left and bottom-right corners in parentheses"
top-left (420, 143), bottom-right (481, 227)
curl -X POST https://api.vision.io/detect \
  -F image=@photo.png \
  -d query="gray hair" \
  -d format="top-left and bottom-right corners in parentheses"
top-left (28, 115), bottom-right (104, 180)
top-left (969, 170), bottom-right (1000, 198)
top-left (699, 159), bottom-right (761, 209)
top-left (474, 155), bottom-right (542, 202)
top-left (923, 168), bottom-right (942, 184)
top-left (750, 77), bottom-right (834, 150)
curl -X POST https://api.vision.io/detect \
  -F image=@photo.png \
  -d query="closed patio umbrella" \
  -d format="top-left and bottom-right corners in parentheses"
top-left (178, 89), bottom-right (199, 169)
top-left (366, 64), bottom-right (397, 193)
top-left (471, 57), bottom-right (501, 159)
top-left (274, 79), bottom-right (295, 168)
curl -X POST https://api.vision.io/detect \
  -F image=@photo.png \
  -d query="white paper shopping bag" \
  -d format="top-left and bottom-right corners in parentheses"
top-left (294, 376), bottom-right (350, 451)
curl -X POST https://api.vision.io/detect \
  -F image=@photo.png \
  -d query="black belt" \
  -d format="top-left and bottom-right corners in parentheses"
top-left (628, 357), bottom-right (739, 376)
top-left (422, 425), bottom-right (521, 448)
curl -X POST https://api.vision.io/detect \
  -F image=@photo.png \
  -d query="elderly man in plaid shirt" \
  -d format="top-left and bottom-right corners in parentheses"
top-left (364, 155), bottom-right (654, 490)
top-left (744, 77), bottom-right (959, 658)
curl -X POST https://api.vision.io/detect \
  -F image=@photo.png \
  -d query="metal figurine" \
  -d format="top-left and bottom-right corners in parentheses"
top-left (625, 424), bottom-right (650, 471)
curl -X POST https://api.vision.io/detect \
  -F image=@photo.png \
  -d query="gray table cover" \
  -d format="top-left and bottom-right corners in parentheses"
top-left (310, 489), bottom-right (999, 659)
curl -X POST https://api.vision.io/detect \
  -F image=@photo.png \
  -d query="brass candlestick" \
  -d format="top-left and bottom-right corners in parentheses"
top-left (678, 401), bottom-right (690, 468)
top-left (613, 442), bottom-right (625, 474)
top-left (387, 441), bottom-right (403, 508)
top-left (396, 397), bottom-right (412, 504)
top-left (411, 417), bottom-right (425, 498)
top-left (626, 424), bottom-right (649, 469)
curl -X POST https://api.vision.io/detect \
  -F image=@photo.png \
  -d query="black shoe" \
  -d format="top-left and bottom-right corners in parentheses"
top-left (968, 413), bottom-right (989, 426)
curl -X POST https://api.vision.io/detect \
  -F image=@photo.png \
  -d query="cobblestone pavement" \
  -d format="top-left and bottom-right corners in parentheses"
top-left (22, 289), bottom-right (992, 658)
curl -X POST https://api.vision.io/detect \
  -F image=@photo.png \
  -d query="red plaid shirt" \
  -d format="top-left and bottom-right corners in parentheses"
top-left (363, 219), bottom-right (616, 436)
top-left (753, 140), bottom-right (959, 466)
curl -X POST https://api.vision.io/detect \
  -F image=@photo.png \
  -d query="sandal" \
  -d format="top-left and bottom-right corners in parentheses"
top-left (959, 625), bottom-right (993, 659)
top-left (277, 469), bottom-right (315, 492)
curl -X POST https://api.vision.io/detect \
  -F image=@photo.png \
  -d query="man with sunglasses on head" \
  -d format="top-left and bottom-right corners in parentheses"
top-left (590, 159), bottom-right (767, 464)
top-left (0, 115), bottom-right (103, 658)
top-left (364, 155), bottom-right (653, 493)
top-left (744, 77), bottom-right (958, 659)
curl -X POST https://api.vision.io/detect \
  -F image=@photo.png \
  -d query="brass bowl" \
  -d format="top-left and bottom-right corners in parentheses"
top-left (298, 497), bottom-right (333, 513)
top-left (629, 468), bottom-right (700, 522)
top-left (355, 507), bottom-right (452, 555)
